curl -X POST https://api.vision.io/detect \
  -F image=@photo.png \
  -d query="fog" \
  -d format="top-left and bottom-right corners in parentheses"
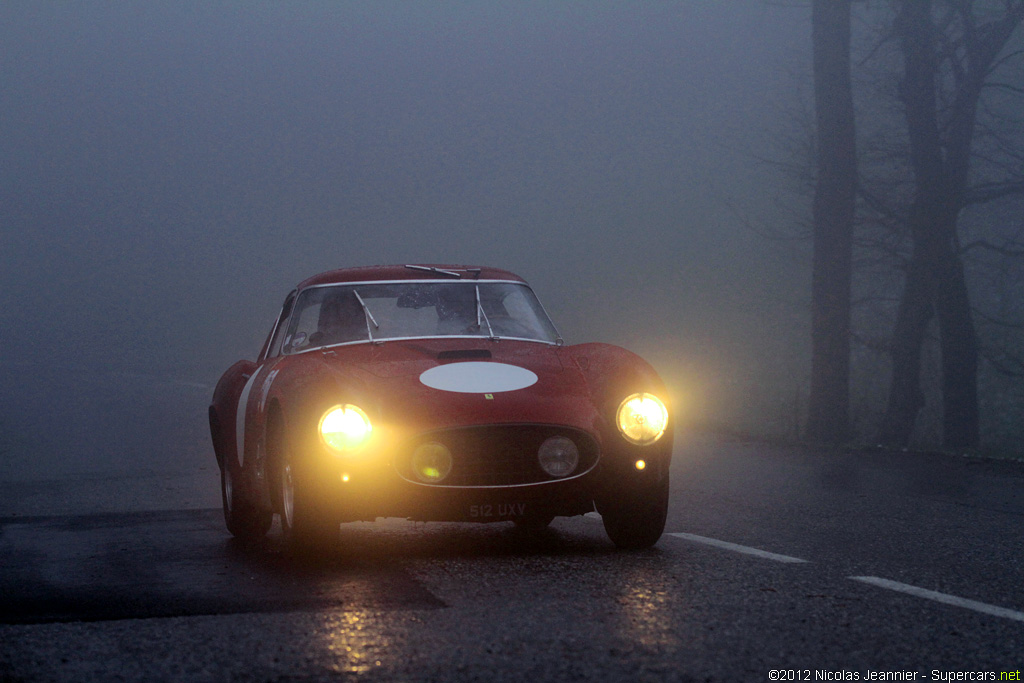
top-left (0, 2), bottom-right (812, 482)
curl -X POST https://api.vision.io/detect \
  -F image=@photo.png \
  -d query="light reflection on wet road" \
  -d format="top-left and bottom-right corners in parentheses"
top-left (3, 440), bottom-right (1024, 681)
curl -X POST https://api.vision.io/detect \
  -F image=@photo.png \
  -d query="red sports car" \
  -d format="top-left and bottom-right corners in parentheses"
top-left (209, 265), bottom-right (673, 550)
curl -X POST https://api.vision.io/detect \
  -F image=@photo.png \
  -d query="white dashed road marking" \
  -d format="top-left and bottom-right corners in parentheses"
top-left (587, 522), bottom-right (1023, 624)
top-left (667, 532), bottom-right (809, 564)
top-left (849, 576), bottom-right (1024, 624)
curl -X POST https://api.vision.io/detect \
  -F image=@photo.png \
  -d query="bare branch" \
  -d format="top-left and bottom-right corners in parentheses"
top-left (981, 346), bottom-right (1024, 376)
top-left (988, 47), bottom-right (1024, 73)
top-left (973, 305), bottom-right (1024, 328)
top-left (850, 330), bottom-right (892, 353)
top-left (858, 183), bottom-right (908, 223)
top-left (981, 80), bottom-right (1024, 95)
top-left (963, 180), bottom-right (1024, 205)
top-left (853, 294), bottom-right (901, 307)
top-left (853, 7), bottom-right (899, 68)
top-left (960, 237), bottom-right (1024, 256)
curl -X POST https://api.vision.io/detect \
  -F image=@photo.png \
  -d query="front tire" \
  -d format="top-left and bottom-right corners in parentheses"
top-left (278, 443), bottom-right (339, 553)
top-left (221, 461), bottom-right (271, 541)
top-left (599, 473), bottom-right (669, 550)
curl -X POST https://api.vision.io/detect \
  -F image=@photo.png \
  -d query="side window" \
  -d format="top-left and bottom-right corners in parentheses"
top-left (285, 300), bottom-right (322, 351)
top-left (263, 291), bottom-right (296, 359)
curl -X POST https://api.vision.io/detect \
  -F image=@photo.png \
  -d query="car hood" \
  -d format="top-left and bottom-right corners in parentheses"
top-left (314, 339), bottom-right (601, 437)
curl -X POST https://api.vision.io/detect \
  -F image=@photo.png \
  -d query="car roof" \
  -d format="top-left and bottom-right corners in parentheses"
top-left (296, 264), bottom-right (527, 289)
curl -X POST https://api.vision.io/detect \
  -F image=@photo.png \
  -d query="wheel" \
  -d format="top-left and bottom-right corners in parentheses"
top-left (278, 443), bottom-right (339, 553)
top-left (221, 460), bottom-right (271, 540)
top-left (599, 473), bottom-right (669, 550)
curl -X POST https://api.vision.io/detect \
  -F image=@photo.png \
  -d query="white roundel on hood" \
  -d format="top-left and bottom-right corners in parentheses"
top-left (419, 361), bottom-right (538, 393)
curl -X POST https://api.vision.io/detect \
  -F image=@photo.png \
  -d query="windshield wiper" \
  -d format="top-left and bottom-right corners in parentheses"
top-left (404, 265), bottom-right (482, 279)
top-left (475, 285), bottom-right (496, 339)
top-left (352, 290), bottom-right (379, 342)
top-left (405, 265), bottom-right (462, 278)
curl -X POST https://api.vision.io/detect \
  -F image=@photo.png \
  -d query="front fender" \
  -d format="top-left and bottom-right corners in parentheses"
top-left (563, 343), bottom-right (674, 494)
top-left (563, 343), bottom-right (671, 430)
top-left (209, 359), bottom-right (258, 469)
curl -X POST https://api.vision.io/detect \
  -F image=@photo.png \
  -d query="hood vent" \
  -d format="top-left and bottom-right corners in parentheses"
top-left (436, 349), bottom-right (492, 361)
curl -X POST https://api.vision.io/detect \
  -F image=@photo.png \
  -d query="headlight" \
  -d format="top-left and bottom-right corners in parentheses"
top-left (319, 404), bottom-right (372, 453)
top-left (412, 442), bottom-right (453, 483)
top-left (616, 393), bottom-right (668, 445)
top-left (538, 436), bottom-right (579, 477)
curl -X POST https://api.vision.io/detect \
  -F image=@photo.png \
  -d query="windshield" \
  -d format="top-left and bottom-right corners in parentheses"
top-left (279, 281), bottom-right (560, 354)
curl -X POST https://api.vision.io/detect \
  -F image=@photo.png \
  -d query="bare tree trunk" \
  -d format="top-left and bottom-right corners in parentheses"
top-left (876, 0), bottom-right (1023, 448)
top-left (878, 257), bottom-right (934, 446)
top-left (879, 0), bottom-right (949, 447)
top-left (806, 0), bottom-right (856, 443)
top-left (936, 257), bottom-right (979, 448)
top-left (879, 198), bottom-right (980, 449)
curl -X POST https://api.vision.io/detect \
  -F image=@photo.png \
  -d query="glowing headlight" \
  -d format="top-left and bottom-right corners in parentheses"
top-left (538, 436), bottom-right (579, 478)
top-left (616, 393), bottom-right (668, 445)
top-left (412, 442), bottom-right (453, 483)
top-left (319, 404), bottom-right (372, 453)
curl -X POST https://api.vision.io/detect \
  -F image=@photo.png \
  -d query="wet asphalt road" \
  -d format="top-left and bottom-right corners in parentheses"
top-left (2, 437), bottom-right (1023, 682)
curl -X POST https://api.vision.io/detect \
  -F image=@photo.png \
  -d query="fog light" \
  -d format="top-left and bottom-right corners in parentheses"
top-left (635, 459), bottom-right (646, 471)
top-left (538, 436), bottom-right (579, 478)
top-left (412, 442), bottom-right (453, 483)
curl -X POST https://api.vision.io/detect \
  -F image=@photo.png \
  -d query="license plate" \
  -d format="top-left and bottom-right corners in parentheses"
top-left (468, 503), bottom-right (527, 519)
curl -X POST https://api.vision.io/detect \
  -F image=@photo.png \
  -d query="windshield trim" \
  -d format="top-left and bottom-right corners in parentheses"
top-left (260, 289), bottom-right (297, 361)
top-left (279, 279), bottom-right (562, 354)
top-left (288, 334), bottom-right (561, 355)
top-left (296, 278), bottom-right (527, 291)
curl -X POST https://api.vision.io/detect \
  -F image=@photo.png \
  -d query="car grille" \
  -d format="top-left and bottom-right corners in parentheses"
top-left (395, 424), bottom-right (599, 487)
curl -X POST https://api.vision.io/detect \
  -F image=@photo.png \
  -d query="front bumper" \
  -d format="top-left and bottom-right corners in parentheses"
top-left (296, 421), bottom-right (671, 524)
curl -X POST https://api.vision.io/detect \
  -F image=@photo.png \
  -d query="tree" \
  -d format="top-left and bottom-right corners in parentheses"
top-left (877, 0), bottom-right (1024, 449)
top-left (806, 0), bottom-right (857, 443)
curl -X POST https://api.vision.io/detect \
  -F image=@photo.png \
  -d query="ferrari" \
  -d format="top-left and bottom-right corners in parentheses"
top-left (208, 265), bottom-right (673, 550)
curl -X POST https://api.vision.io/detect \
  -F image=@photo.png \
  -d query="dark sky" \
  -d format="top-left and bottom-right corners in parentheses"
top-left (1, 2), bottom-right (811, 477)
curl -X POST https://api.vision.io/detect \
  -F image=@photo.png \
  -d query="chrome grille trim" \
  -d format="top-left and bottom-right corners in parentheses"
top-left (395, 424), bottom-right (599, 488)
